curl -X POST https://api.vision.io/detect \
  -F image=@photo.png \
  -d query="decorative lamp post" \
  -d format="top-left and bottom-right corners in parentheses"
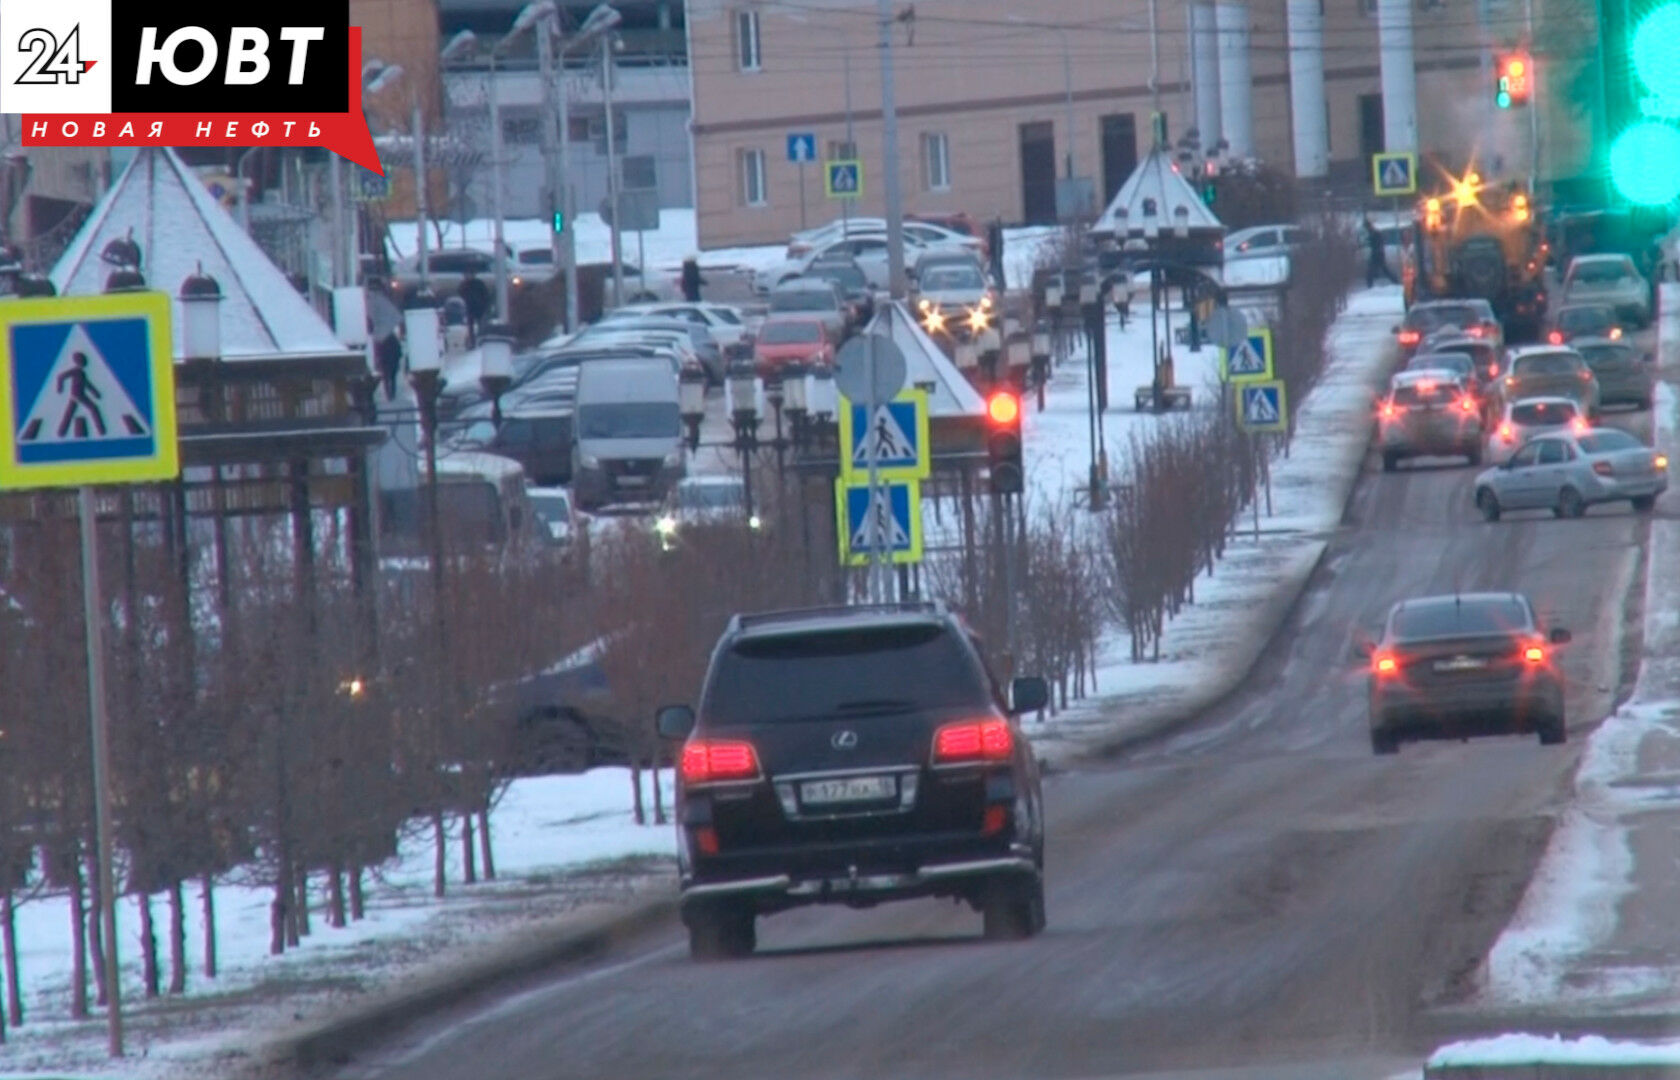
top-left (678, 364), bottom-right (706, 450)
top-left (727, 358), bottom-right (760, 521)
top-left (1173, 205), bottom-right (1191, 239)
top-left (404, 288), bottom-right (446, 598)
top-left (782, 359), bottom-right (809, 451)
top-left (104, 267), bottom-right (146, 292)
top-left (100, 233), bottom-right (142, 271)
top-left (179, 266), bottom-right (223, 363)
top-left (478, 322), bottom-right (515, 428)
top-left (763, 367), bottom-right (787, 482)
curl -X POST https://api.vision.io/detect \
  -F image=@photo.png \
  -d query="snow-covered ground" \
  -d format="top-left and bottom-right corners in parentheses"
top-left (1472, 283), bottom-right (1680, 1016)
top-left (0, 768), bottom-right (675, 1078)
top-left (1429, 1032), bottom-right (1680, 1069)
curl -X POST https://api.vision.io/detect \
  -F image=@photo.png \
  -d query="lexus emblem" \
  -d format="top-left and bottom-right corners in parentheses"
top-left (831, 730), bottom-right (859, 749)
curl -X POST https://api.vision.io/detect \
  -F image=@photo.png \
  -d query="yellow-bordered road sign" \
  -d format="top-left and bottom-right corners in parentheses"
top-left (825, 159), bottom-right (863, 199)
top-left (1372, 151), bottom-right (1418, 196)
top-left (1218, 326), bottom-right (1274, 383)
top-left (834, 477), bottom-right (923, 566)
top-left (1235, 379), bottom-right (1288, 434)
top-left (0, 291), bottom-right (178, 491)
top-left (838, 388), bottom-right (930, 483)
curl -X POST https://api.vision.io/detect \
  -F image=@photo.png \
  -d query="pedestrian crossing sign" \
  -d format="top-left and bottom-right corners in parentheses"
top-left (835, 478), bottom-right (924, 566)
top-left (838, 388), bottom-right (930, 482)
top-left (0, 291), bottom-right (178, 491)
top-left (825, 159), bottom-right (863, 199)
top-left (1219, 327), bottom-right (1274, 382)
top-left (1372, 151), bottom-right (1418, 196)
top-left (1236, 379), bottom-right (1288, 433)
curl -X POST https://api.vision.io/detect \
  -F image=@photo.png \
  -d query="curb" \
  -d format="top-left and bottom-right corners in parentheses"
top-left (1427, 1068), bottom-right (1680, 1079)
top-left (255, 886), bottom-right (679, 1073)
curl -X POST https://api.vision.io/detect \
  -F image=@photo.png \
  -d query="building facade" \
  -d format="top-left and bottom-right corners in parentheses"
top-left (686, 0), bottom-right (1594, 249)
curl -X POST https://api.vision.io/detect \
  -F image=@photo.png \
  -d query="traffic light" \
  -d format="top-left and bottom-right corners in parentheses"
top-left (552, 208), bottom-right (566, 233)
top-left (986, 390), bottom-right (1023, 495)
top-left (1610, 2), bottom-right (1680, 204)
top-left (1494, 52), bottom-right (1530, 108)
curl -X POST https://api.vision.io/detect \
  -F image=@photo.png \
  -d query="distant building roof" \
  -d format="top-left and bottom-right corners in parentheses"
top-left (50, 147), bottom-right (348, 363)
top-left (1091, 147), bottom-right (1224, 239)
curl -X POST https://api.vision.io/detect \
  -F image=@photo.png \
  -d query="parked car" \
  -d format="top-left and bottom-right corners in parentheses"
top-left (907, 211), bottom-right (986, 256)
top-left (1497, 347), bottom-right (1601, 417)
top-left (1393, 299), bottom-right (1502, 359)
top-left (1572, 335), bottom-right (1654, 409)
top-left (591, 261), bottom-right (681, 303)
top-left (1224, 223), bottom-right (1308, 261)
top-left (390, 245), bottom-right (523, 305)
top-left (753, 314), bottom-right (837, 376)
top-left (787, 217), bottom-right (889, 259)
top-left (1378, 369), bottom-right (1485, 471)
top-left (656, 601), bottom-right (1050, 958)
top-left (527, 485), bottom-right (582, 551)
top-left (803, 259), bottom-right (875, 328)
top-left (1363, 592), bottom-right (1571, 754)
top-left (1561, 253), bottom-right (1651, 327)
top-left (1485, 396), bottom-right (1587, 464)
top-left (653, 475), bottom-right (760, 551)
top-left (602, 302), bottom-right (753, 356)
top-left (768, 278), bottom-right (850, 341)
top-left (1473, 426), bottom-right (1667, 519)
top-left (1545, 302), bottom-right (1624, 346)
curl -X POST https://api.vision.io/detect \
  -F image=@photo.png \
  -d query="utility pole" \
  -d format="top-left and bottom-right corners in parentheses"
top-left (1060, 29), bottom-right (1075, 179)
top-left (488, 54), bottom-right (510, 319)
top-left (537, 22), bottom-right (574, 332)
top-left (1524, 0), bottom-right (1540, 186)
top-left (843, 48), bottom-right (854, 236)
top-left (878, 0), bottom-right (906, 298)
top-left (329, 153), bottom-right (348, 286)
top-left (413, 98), bottom-right (430, 286)
top-left (603, 32), bottom-right (624, 309)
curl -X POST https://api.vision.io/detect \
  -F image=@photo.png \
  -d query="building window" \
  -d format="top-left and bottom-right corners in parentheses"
top-left (739, 148), bottom-right (767, 206)
top-left (735, 9), bottom-right (761, 71)
top-left (921, 132), bottom-right (951, 191)
top-left (502, 116), bottom-right (539, 145)
top-left (621, 154), bottom-right (657, 190)
top-left (828, 139), bottom-right (857, 160)
top-left (568, 116), bottom-right (591, 142)
top-left (589, 111), bottom-right (628, 153)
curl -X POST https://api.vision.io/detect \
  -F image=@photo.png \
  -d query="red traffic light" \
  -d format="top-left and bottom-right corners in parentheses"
top-left (987, 391), bottom-right (1020, 425)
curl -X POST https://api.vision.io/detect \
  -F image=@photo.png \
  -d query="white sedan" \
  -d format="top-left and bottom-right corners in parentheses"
top-left (1485, 396), bottom-right (1586, 465)
top-left (1473, 427), bottom-right (1667, 520)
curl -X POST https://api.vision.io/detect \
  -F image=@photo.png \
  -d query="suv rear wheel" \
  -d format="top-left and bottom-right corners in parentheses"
top-left (981, 875), bottom-right (1045, 941)
top-left (687, 902), bottom-right (756, 960)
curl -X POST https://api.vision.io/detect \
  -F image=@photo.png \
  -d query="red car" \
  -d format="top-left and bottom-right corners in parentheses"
top-left (753, 314), bottom-right (836, 376)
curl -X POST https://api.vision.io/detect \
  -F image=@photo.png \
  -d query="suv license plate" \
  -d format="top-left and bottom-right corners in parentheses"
top-left (801, 776), bottom-right (896, 805)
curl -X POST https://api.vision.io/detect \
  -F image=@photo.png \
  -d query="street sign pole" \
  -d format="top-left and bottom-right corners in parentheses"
top-left (798, 159), bottom-right (808, 230)
top-left (866, 325), bottom-right (883, 601)
top-left (78, 485), bottom-right (122, 1057)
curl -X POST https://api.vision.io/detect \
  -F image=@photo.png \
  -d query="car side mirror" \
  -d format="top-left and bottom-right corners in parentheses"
top-left (1009, 676), bottom-right (1049, 715)
top-left (656, 704), bottom-right (696, 740)
top-left (1550, 627), bottom-right (1573, 644)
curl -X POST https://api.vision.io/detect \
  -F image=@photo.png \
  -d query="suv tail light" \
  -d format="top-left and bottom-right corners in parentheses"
top-left (1592, 460), bottom-right (1614, 476)
top-left (1499, 422), bottom-right (1514, 442)
top-left (1459, 395), bottom-right (1477, 413)
top-left (1398, 330), bottom-right (1421, 346)
top-left (932, 718), bottom-right (1014, 764)
top-left (1372, 652), bottom-right (1399, 675)
top-left (1548, 331), bottom-right (1564, 344)
top-left (1523, 643), bottom-right (1546, 663)
top-left (1381, 402), bottom-right (1401, 418)
top-left (1572, 417), bottom-right (1589, 433)
top-left (681, 739), bottom-right (762, 785)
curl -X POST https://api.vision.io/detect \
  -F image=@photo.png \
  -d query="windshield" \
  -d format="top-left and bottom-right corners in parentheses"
top-left (529, 493), bottom-right (571, 519)
top-left (1558, 308), bottom-right (1612, 332)
top-left (1510, 400), bottom-right (1577, 425)
top-left (921, 265), bottom-right (985, 290)
top-left (710, 308), bottom-right (744, 325)
top-left (1514, 353), bottom-right (1581, 376)
top-left (702, 624), bottom-right (991, 723)
top-left (760, 320), bottom-right (823, 344)
top-left (1578, 430), bottom-right (1643, 453)
top-left (1391, 599), bottom-right (1529, 641)
top-left (1570, 261), bottom-right (1631, 284)
top-left (677, 484), bottom-right (745, 511)
top-left (1406, 304), bottom-right (1478, 331)
top-left (771, 289), bottom-right (839, 312)
top-left (1407, 355), bottom-right (1472, 376)
top-left (576, 402), bottom-right (680, 440)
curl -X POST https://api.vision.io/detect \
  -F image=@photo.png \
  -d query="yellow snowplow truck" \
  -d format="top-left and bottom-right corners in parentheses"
top-left (1411, 175), bottom-right (1548, 342)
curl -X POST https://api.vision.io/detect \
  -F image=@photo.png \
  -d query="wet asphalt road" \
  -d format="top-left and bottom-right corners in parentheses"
top-left (328, 307), bottom-right (1657, 1080)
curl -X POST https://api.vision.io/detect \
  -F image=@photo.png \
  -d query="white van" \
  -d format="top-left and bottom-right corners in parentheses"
top-left (571, 358), bottom-right (685, 510)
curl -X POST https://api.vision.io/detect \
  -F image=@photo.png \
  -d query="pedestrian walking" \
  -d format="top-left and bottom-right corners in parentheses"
top-left (987, 218), bottom-right (1006, 288)
top-left (375, 329), bottom-right (402, 401)
top-left (1364, 215), bottom-right (1398, 288)
top-left (442, 296), bottom-right (471, 355)
top-left (458, 270), bottom-right (491, 345)
top-left (680, 256), bottom-right (706, 302)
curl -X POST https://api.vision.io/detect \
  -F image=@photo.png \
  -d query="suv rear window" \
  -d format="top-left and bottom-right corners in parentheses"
top-left (1392, 382), bottom-right (1458, 406)
top-left (703, 624), bottom-right (992, 724)
top-left (1391, 599), bottom-right (1530, 641)
top-left (1514, 354), bottom-right (1580, 376)
top-left (1558, 308), bottom-right (1612, 332)
top-left (1406, 305), bottom-right (1477, 332)
top-left (1510, 400), bottom-right (1576, 425)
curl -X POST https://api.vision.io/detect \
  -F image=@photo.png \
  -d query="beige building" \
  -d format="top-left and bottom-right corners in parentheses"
top-left (686, 0), bottom-right (1583, 249)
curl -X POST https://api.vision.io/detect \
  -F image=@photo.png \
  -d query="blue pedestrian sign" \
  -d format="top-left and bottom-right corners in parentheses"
top-left (1372, 151), bottom-right (1418, 197)
top-left (838, 388), bottom-right (930, 483)
top-left (1219, 326), bottom-right (1274, 382)
top-left (0, 291), bottom-right (178, 491)
top-left (1236, 379), bottom-right (1288, 434)
top-left (787, 132), bottom-right (817, 163)
top-left (835, 478), bottom-right (924, 566)
top-left (825, 159), bottom-right (863, 199)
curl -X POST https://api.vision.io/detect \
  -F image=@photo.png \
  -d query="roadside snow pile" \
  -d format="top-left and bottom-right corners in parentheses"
top-left (1429, 1032), bottom-right (1680, 1067)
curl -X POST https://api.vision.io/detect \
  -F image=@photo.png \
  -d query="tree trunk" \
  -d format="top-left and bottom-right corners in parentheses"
top-left (68, 860), bottom-right (88, 1020)
top-left (270, 874), bottom-right (288, 956)
top-left (460, 812), bottom-right (477, 885)
top-left (168, 881), bottom-right (186, 995)
top-left (138, 892), bottom-right (160, 999)
top-left (630, 762), bottom-right (646, 826)
top-left (651, 759), bottom-right (666, 825)
top-left (86, 852), bottom-right (107, 1007)
top-left (477, 805), bottom-right (496, 882)
top-left (349, 863), bottom-right (366, 921)
top-left (328, 864), bottom-right (347, 929)
top-left (294, 868), bottom-right (310, 939)
top-left (432, 810), bottom-right (447, 898)
top-left (1, 889), bottom-right (19, 1025)
top-left (201, 873), bottom-right (218, 978)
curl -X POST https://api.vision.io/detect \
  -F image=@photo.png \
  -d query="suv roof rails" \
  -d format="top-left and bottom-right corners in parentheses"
top-left (731, 601), bottom-right (944, 633)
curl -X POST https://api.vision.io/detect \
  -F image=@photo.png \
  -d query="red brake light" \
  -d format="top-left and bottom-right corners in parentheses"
top-left (680, 739), bottom-right (762, 784)
top-left (1459, 395), bottom-right (1477, 413)
top-left (1398, 330), bottom-right (1421, 345)
top-left (1580, 370), bottom-right (1593, 380)
top-left (933, 718), bottom-right (1014, 763)
top-left (1499, 422), bottom-right (1514, 441)
top-left (1572, 417), bottom-right (1589, 433)
top-left (1488, 364), bottom-right (1499, 377)
top-left (1373, 653), bottom-right (1399, 675)
top-left (1610, 327), bottom-right (1623, 340)
top-left (1523, 644), bottom-right (1545, 663)
top-left (1548, 331), bottom-right (1563, 344)
top-left (1381, 402), bottom-right (1398, 418)
top-left (1592, 460), bottom-right (1614, 476)
top-left (1467, 325), bottom-right (1485, 337)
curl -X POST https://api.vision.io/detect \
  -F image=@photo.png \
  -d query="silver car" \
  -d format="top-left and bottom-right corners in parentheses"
top-left (1379, 369), bottom-right (1485, 471)
top-left (1485, 396), bottom-right (1585, 465)
top-left (1561, 253), bottom-right (1651, 327)
top-left (1473, 427), bottom-right (1668, 520)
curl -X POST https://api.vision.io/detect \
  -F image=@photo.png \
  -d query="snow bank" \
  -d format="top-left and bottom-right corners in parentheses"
top-left (1429, 1032), bottom-right (1680, 1067)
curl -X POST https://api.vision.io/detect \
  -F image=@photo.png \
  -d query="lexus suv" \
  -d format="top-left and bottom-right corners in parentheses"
top-left (1364, 592), bottom-right (1571, 755)
top-left (657, 602), bottom-right (1050, 960)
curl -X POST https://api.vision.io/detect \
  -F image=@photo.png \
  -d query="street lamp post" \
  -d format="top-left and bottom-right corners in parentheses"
top-left (404, 289), bottom-right (445, 603)
top-left (601, 28), bottom-right (624, 309)
top-left (679, 364), bottom-right (707, 450)
top-left (727, 359), bottom-right (761, 521)
top-left (478, 322), bottom-right (514, 426)
top-left (487, 51), bottom-right (509, 319)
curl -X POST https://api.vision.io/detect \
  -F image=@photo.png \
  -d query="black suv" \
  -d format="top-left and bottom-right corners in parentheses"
top-left (657, 602), bottom-right (1050, 960)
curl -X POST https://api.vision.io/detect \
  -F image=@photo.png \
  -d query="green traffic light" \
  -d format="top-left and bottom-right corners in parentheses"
top-left (552, 210), bottom-right (565, 233)
top-left (1610, 121), bottom-right (1680, 204)
top-left (1496, 90), bottom-right (1512, 109)
top-left (1634, 4), bottom-right (1680, 99)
